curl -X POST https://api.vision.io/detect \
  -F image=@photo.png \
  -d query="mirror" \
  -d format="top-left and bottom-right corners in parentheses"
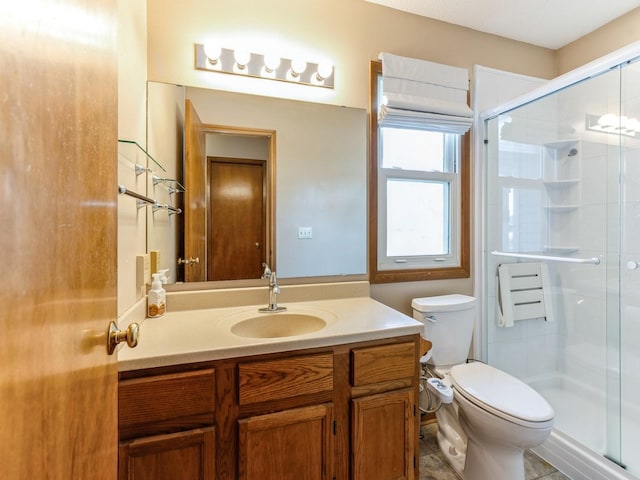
top-left (146, 81), bottom-right (368, 284)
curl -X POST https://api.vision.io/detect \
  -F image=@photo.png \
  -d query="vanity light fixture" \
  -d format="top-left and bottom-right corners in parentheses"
top-left (586, 113), bottom-right (640, 137)
top-left (195, 43), bottom-right (334, 89)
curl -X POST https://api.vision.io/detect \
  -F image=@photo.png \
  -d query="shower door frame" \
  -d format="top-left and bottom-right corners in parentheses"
top-left (475, 40), bottom-right (640, 480)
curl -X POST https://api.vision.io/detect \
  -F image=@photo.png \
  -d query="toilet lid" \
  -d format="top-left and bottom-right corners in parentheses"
top-left (450, 362), bottom-right (554, 424)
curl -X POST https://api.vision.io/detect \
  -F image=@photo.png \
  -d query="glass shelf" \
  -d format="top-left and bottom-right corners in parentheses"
top-left (118, 139), bottom-right (167, 173)
top-left (152, 174), bottom-right (186, 193)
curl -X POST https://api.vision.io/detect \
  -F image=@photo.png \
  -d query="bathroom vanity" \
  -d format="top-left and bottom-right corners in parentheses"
top-left (117, 286), bottom-right (423, 480)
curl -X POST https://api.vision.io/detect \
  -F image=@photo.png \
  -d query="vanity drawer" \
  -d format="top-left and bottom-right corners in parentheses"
top-left (351, 342), bottom-right (416, 386)
top-left (119, 368), bottom-right (216, 438)
top-left (238, 353), bottom-right (334, 405)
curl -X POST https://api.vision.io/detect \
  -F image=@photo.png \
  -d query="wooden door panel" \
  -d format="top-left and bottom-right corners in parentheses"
top-left (119, 428), bottom-right (215, 480)
top-left (0, 1), bottom-right (118, 479)
top-left (209, 160), bottom-right (265, 280)
top-left (352, 389), bottom-right (415, 480)
top-left (184, 99), bottom-right (207, 281)
top-left (238, 404), bottom-right (334, 480)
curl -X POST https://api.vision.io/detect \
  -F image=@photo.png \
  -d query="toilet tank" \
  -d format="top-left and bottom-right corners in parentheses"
top-left (412, 294), bottom-right (476, 367)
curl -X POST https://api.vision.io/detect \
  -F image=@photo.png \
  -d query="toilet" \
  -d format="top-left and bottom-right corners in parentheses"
top-left (412, 294), bottom-right (554, 480)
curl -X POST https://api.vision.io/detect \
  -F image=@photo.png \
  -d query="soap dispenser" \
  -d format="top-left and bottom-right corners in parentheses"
top-left (148, 273), bottom-right (166, 318)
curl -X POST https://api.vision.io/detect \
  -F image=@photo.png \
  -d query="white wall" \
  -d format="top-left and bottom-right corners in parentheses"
top-left (146, 0), bottom-right (557, 111)
top-left (117, 0), bottom-right (148, 316)
top-left (146, 82), bottom-right (185, 285)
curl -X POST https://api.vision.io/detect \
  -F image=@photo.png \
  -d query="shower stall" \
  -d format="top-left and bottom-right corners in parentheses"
top-left (482, 44), bottom-right (640, 479)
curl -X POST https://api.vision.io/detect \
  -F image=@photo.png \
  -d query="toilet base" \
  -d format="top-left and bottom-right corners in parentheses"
top-left (463, 435), bottom-right (526, 480)
top-left (437, 429), bottom-right (466, 475)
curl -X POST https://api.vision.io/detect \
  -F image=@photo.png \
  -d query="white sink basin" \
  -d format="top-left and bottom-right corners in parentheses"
top-left (230, 312), bottom-right (328, 338)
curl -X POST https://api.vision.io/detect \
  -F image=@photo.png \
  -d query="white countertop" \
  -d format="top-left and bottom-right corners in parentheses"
top-left (118, 296), bottom-right (423, 371)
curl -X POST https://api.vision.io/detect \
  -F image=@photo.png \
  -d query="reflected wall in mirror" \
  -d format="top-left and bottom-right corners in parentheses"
top-left (146, 81), bottom-right (368, 284)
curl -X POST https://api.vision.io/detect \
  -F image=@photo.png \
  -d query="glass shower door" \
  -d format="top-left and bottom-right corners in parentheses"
top-left (483, 63), bottom-right (626, 468)
top-left (618, 56), bottom-right (640, 476)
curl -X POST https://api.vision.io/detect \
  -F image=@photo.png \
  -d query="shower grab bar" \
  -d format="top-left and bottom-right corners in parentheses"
top-left (491, 251), bottom-right (600, 265)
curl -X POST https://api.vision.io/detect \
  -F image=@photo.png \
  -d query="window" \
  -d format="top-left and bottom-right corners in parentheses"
top-left (369, 61), bottom-right (470, 283)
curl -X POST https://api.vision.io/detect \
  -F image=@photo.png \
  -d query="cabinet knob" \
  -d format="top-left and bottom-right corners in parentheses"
top-left (627, 260), bottom-right (638, 270)
top-left (107, 321), bottom-right (139, 355)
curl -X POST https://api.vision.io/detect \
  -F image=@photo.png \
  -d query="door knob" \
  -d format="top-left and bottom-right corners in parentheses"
top-left (178, 256), bottom-right (200, 265)
top-left (627, 261), bottom-right (638, 270)
top-left (107, 321), bottom-right (139, 355)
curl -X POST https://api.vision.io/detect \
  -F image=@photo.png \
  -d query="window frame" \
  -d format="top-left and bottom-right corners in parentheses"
top-left (368, 61), bottom-right (470, 283)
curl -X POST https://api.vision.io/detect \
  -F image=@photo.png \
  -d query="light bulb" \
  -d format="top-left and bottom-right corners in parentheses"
top-left (620, 115), bottom-right (629, 130)
top-left (626, 117), bottom-right (640, 132)
top-left (263, 53), bottom-right (281, 73)
top-left (597, 113), bottom-right (617, 128)
top-left (290, 58), bottom-right (307, 77)
top-left (203, 43), bottom-right (222, 65)
top-left (316, 62), bottom-right (333, 81)
top-left (234, 49), bottom-right (251, 69)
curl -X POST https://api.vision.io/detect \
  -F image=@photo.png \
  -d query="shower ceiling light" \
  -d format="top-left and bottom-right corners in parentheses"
top-left (586, 113), bottom-right (640, 138)
top-left (195, 43), bottom-right (334, 89)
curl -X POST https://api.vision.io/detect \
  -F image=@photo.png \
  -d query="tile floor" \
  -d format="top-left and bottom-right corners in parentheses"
top-left (419, 421), bottom-right (571, 480)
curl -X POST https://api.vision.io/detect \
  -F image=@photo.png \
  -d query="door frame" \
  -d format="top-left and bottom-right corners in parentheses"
top-left (203, 124), bottom-right (277, 275)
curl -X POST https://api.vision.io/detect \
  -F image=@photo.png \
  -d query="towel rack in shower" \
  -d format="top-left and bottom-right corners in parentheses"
top-left (491, 250), bottom-right (600, 265)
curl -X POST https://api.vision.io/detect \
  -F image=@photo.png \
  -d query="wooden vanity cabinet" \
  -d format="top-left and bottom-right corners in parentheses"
top-left (351, 342), bottom-right (419, 480)
top-left (118, 427), bottom-right (215, 480)
top-left (236, 352), bottom-right (335, 480)
top-left (117, 335), bottom-right (419, 480)
top-left (118, 367), bottom-right (216, 480)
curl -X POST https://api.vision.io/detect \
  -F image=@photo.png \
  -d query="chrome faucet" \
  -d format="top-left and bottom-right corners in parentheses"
top-left (259, 263), bottom-right (287, 313)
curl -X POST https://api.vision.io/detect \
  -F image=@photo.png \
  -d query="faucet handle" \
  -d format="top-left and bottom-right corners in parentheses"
top-left (261, 262), bottom-right (272, 279)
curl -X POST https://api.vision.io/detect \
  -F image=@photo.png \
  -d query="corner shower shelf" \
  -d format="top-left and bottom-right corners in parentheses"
top-left (544, 205), bottom-right (580, 212)
top-left (543, 179), bottom-right (581, 186)
top-left (543, 246), bottom-right (580, 254)
top-left (543, 140), bottom-right (582, 254)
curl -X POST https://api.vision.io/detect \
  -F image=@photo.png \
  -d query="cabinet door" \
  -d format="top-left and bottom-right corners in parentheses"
top-left (119, 427), bottom-right (215, 480)
top-left (352, 389), bottom-right (415, 480)
top-left (238, 403), bottom-right (334, 480)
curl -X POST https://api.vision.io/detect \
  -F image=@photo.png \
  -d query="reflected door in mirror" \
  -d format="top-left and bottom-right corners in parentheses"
top-left (184, 100), bottom-right (207, 282)
top-left (209, 158), bottom-right (265, 280)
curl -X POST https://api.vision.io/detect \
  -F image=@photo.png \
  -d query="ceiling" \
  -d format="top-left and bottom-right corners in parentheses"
top-left (364, 0), bottom-right (640, 49)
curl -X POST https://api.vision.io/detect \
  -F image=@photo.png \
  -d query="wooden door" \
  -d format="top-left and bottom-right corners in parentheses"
top-left (238, 404), bottom-right (334, 480)
top-left (119, 428), bottom-right (215, 480)
top-left (184, 99), bottom-right (207, 282)
top-left (0, 1), bottom-right (118, 479)
top-left (209, 159), bottom-right (266, 280)
top-left (352, 389), bottom-right (415, 480)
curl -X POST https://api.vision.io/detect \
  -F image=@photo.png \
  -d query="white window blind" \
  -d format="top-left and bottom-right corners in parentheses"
top-left (379, 52), bottom-right (473, 134)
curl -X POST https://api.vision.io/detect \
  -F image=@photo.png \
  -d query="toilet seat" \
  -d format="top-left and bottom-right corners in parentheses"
top-left (450, 362), bottom-right (554, 429)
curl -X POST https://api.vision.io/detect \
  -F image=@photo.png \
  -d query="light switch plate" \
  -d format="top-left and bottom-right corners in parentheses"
top-left (297, 226), bottom-right (313, 239)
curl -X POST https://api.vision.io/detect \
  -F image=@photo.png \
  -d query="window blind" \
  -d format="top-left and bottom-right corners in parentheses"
top-left (379, 52), bottom-right (473, 134)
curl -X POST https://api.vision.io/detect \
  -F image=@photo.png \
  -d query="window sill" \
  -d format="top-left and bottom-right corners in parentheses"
top-left (370, 265), bottom-right (470, 284)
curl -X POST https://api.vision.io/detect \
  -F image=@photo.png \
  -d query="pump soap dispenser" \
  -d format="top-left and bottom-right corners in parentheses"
top-left (148, 273), bottom-right (166, 317)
